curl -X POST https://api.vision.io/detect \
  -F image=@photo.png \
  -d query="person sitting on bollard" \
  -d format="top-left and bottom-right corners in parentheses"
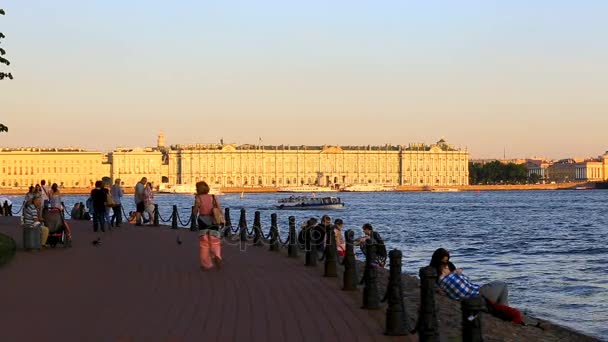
top-left (23, 195), bottom-right (50, 248)
top-left (334, 219), bottom-right (346, 257)
top-left (355, 223), bottom-right (387, 267)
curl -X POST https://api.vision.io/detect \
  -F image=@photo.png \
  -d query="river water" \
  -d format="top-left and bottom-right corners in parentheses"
top-left (5, 190), bottom-right (607, 339)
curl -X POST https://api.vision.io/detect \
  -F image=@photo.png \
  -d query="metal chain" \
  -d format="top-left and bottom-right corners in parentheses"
top-left (11, 205), bottom-right (23, 215)
top-left (121, 205), bottom-right (130, 221)
top-left (157, 209), bottom-right (171, 223)
top-left (277, 231), bottom-right (290, 246)
top-left (263, 227), bottom-right (273, 240)
top-left (175, 210), bottom-right (191, 227)
top-left (63, 206), bottom-right (72, 219)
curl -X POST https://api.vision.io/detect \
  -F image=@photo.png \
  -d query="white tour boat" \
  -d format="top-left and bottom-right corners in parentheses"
top-left (429, 188), bottom-right (460, 192)
top-left (277, 185), bottom-right (338, 193)
top-left (157, 184), bottom-right (222, 195)
top-left (276, 195), bottom-right (345, 210)
top-left (341, 184), bottom-right (396, 192)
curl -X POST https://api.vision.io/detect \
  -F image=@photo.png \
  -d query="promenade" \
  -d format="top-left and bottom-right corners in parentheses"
top-left (0, 217), bottom-right (406, 342)
top-left (0, 216), bottom-right (602, 342)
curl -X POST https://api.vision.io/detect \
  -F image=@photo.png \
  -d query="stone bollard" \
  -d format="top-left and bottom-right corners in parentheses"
top-left (342, 229), bottom-right (357, 291)
top-left (190, 206), bottom-right (196, 231)
top-left (323, 223), bottom-right (338, 277)
top-left (462, 297), bottom-right (485, 342)
top-left (383, 249), bottom-right (411, 336)
top-left (224, 208), bottom-right (233, 239)
top-left (171, 205), bottom-right (178, 229)
top-left (269, 213), bottom-right (279, 252)
top-left (418, 266), bottom-right (440, 342)
top-left (253, 211), bottom-right (263, 246)
top-left (288, 216), bottom-right (298, 258)
top-left (239, 208), bottom-right (247, 250)
top-left (304, 223), bottom-right (317, 267)
top-left (154, 204), bottom-right (160, 227)
top-left (361, 242), bottom-right (380, 309)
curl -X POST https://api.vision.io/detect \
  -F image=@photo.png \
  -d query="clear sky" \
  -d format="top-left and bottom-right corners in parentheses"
top-left (1, 0), bottom-right (607, 159)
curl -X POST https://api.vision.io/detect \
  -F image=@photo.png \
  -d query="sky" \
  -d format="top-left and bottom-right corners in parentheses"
top-left (1, 0), bottom-right (607, 159)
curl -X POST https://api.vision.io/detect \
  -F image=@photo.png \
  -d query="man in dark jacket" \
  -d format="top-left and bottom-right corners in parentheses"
top-left (90, 180), bottom-right (107, 232)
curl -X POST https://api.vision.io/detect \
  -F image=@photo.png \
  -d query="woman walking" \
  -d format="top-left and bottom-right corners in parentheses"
top-left (193, 181), bottom-right (223, 271)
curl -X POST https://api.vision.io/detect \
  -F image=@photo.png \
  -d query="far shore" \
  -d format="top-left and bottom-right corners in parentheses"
top-left (0, 182), bottom-right (599, 196)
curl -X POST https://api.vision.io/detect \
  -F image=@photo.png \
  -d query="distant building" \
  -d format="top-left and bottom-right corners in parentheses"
top-left (526, 159), bottom-right (551, 181)
top-left (0, 137), bottom-right (470, 189)
top-left (165, 138), bottom-right (469, 188)
top-left (0, 147), bottom-right (108, 188)
top-left (547, 159), bottom-right (577, 183)
top-left (574, 159), bottom-right (604, 181)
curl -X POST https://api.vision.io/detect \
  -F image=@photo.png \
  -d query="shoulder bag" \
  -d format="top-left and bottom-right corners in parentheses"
top-left (211, 195), bottom-right (225, 225)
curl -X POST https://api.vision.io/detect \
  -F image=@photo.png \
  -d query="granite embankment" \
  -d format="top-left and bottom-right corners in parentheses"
top-left (0, 182), bottom-right (595, 196)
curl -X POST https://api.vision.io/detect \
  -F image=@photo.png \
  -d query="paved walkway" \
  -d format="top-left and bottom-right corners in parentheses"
top-left (0, 217), bottom-right (410, 342)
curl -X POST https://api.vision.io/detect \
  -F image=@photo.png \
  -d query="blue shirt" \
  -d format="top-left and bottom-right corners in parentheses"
top-left (438, 272), bottom-right (480, 301)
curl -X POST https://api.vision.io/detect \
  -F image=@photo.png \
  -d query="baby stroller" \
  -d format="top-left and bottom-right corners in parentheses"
top-left (43, 208), bottom-right (68, 248)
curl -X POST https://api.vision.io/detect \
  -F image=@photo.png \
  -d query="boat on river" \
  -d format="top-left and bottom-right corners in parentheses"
top-left (276, 195), bottom-right (345, 210)
top-left (277, 186), bottom-right (338, 193)
top-left (429, 187), bottom-right (459, 192)
top-left (157, 184), bottom-right (222, 195)
top-left (341, 184), bottom-right (396, 192)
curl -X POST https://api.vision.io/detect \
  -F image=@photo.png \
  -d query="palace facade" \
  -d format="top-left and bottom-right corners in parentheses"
top-left (0, 136), bottom-right (470, 189)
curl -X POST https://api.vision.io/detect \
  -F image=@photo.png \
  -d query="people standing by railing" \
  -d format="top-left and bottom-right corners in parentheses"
top-left (24, 186), bottom-right (35, 206)
top-left (40, 179), bottom-right (51, 210)
top-left (134, 177), bottom-right (147, 226)
top-left (110, 179), bottom-right (123, 228)
top-left (334, 219), bottom-right (346, 257)
top-left (144, 181), bottom-right (155, 225)
top-left (90, 180), bottom-right (107, 232)
top-left (49, 183), bottom-right (63, 211)
top-left (193, 181), bottom-right (223, 271)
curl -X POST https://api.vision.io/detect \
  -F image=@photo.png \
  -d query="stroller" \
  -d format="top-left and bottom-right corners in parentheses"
top-left (43, 208), bottom-right (68, 248)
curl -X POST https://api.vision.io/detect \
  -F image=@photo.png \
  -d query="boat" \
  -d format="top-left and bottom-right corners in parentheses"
top-left (277, 186), bottom-right (338, 193)
top-left (157, 184), bottom-right (222, 195)
top-left (341, 184), bottom-right (396, 192)
top-left (429, 188), bottom-right (459, 192)
top-left (276, 195), bottom-right (345, 210)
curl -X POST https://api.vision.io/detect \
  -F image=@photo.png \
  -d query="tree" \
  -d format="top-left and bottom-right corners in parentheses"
top-left (1, 8), bottom-right (11, 132)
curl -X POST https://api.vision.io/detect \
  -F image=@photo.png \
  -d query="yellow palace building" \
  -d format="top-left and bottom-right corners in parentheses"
top-left (0, 135), bottom-right (469, 189)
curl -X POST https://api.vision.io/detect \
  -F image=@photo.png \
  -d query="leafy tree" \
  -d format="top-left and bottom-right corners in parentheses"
top-left (469, 161), bottom-right (531, 185)
top-left (1, 8), bottom-right (11, 132)
top-left (528, 173), bottom-right (542, 184)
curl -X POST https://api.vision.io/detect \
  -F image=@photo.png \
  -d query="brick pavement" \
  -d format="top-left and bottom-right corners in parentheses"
top-left (0, 217), bottom-right (411, 342)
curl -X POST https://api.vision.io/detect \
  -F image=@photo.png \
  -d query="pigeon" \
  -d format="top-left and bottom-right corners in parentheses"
top-left (176, 236), bottom-right (182, 245)
top-left (92, 237), bottom-right (101, 246)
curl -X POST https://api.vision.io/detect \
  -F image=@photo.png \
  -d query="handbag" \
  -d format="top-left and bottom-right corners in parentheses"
top-left (105, 191), bottom-right (116, 207)
top-left (211, 195), bottom-right (225, 225)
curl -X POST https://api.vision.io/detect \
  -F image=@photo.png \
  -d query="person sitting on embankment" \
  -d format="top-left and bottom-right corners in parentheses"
top-left (433, 253), bottom-right (540, 326)
top-left (436, 261), bottom-right (509, 305)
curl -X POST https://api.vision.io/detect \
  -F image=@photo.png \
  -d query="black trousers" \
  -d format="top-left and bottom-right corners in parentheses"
top-left (111, 204), bottom-right (122, 226)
